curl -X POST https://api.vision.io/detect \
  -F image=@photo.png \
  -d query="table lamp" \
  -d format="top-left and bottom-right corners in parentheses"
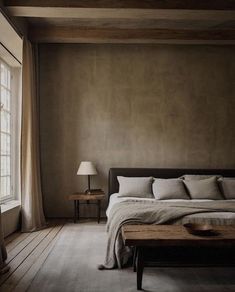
top-left (77, 161), bottom-right (97, 194)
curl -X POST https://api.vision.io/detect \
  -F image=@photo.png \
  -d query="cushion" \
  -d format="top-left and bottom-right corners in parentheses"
top-left (153, 178), bottom-right (189, 200)
top-left (117, 176), bottom-right (153, 198)
top-left (219, 178), bottom-right (235, 199)
top-left (183, 177), bottom-right (223, 200)
top-left (182, 174), bottom-right (222, 181)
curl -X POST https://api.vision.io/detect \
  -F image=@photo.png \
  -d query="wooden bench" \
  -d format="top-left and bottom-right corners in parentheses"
top-left (122, 225), bottom-right (235, 290)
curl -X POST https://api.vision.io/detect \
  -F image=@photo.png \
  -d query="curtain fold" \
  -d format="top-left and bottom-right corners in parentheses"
top-left (21, 38), bottom-right (46, 232)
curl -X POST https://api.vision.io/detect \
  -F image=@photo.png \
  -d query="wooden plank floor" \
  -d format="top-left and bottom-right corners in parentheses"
top-left (0, 220), bottom-right (65, 292)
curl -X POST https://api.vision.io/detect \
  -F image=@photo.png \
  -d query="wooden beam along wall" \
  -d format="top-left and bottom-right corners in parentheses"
top-left (4, 0), bottom-right (235, 10)
top-left (28, 27), bottom-right (235, 44)
top-left (4, 8), bottom-right (235, 21)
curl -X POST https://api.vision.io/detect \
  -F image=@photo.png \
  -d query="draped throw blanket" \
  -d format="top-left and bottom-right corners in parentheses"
top-left (21, 38), bottom-right (46, 232)
top-left (100, 200), bottom-right (235, 269)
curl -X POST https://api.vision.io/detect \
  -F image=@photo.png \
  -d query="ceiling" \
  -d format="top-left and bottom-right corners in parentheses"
top-left (3, 0), bottom-right (235, 44)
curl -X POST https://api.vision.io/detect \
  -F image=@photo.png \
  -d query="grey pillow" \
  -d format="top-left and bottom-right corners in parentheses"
top-left (117, 176), bottom-right (153, 198)
top-left (182, 174), bottom-right (222, 181)
top-left (153, 178), bottom-right (189, 200)
top-left (183, 177), bottom-right (222, 200)
top-left (219, 178), bottom-right (235, 199)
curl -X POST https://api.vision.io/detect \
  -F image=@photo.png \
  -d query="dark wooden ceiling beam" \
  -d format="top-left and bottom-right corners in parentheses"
top-left (28, 26), bottom-right (235, 44)
top-left (5, 0), bottom-right (235, 43)
top-left (5, 7), bottom-right (235, 22)
top-left (4, 0), bottom-right (235, 10)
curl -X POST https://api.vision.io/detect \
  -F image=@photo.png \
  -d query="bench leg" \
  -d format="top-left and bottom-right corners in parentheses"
top-left (136, 247), bottom-right (144, 290)
top-left (97, 200), bottom-right (101, 223)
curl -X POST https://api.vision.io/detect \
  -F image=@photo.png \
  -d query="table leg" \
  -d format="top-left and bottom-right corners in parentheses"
top-left (77, 200), bottom-right (80, 221)
top-left (136, 247), bottom-right (144, 290)
top-left (74, 201), bottom-right (77, 223)
top-left (133, 247), bottom-right (137, 272)
top-left (97, 200), bottom-right (101, 223)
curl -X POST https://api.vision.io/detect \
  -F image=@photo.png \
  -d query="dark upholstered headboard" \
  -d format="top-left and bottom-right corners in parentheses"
top-left (108, 168), bottom-right (235, 199)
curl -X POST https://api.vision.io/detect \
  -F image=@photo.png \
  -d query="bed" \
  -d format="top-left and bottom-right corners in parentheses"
top-left (100, 168), bottom-right (235, 270)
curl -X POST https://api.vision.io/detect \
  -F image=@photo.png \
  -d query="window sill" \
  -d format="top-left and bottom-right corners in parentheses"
top-left (1, 200), bottom-right (21, 213)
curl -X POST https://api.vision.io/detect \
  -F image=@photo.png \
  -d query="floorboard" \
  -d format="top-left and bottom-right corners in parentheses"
top-left (5, 233), bottom-right (30, 253)
top-left (1, 221), bottom-right (235, 292)
top-left (6, 232), bottom-right (42, 263)
top-left (5, 232), bottom-right (23, 245)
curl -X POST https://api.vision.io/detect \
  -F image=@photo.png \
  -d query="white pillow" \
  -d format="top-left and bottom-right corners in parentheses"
top-left (117, 176), bottom-right (153, 198)
top-left (182, 174), bottom-right (222, 181)
top-left (183, 176), bottom-right (223, 200)
top-left (219, 178), bottom-right (235, 199)
top-left (153, 178), bottom-right (189, 200)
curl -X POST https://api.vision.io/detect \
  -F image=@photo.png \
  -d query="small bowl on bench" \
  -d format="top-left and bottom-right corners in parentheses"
top-left (183, 223), bottom-right (219, 236)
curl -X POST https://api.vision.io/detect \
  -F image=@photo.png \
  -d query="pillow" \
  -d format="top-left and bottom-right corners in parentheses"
top-left (219, 178), bottom-right (235, 199)
top-left (153, 178), bottom-right (189, 200)
top-left (183, 176), bottom-right (223, 200)
top-left (182, 174), bottom-right (222, 181)
top-left (117, 176), bottom-right (153, 198)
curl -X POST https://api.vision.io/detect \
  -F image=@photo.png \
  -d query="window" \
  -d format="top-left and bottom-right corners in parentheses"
top-left (0, 11), bottom-right (22, 205)
top-left (0, 59), bottom-right (19, 202)
top-left (0, 60), bottom-right (12, 201)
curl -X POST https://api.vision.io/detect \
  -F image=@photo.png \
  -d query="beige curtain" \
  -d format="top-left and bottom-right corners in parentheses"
top-left (21, 38), bottom-right (46, 232)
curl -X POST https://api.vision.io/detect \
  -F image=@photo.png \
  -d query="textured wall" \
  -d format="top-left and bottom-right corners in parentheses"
top-left (39, 44), bottom-right (235, 218)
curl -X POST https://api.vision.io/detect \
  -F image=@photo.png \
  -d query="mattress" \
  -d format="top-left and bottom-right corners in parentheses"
top-left (106, 193), bottom-right (235, 225)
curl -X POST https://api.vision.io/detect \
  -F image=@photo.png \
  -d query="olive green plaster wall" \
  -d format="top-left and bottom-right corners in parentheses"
top-left (39, 44), bottom-right (235, 218)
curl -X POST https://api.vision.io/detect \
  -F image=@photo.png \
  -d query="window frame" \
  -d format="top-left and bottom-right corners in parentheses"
top-left (0, 57), bottom-right (15, 203)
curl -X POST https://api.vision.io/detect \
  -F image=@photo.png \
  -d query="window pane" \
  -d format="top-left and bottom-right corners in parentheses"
top-left (1, 86), bottom-right (6, 106)
top-left (1, 110), bottom-right (11, 133)
top-left (0, 177), bottom-right (6, 198)
top-left (7, 69), bottom-right (11, 89)
top-left (0, 176), bottom-right (10, 198)
top-left (0, 133), bottom-right (5, 155)
top-left (6, 176), bottom-right (10, 196)
top-left (1, 155), bottom-right (10, 176)
top-left (1, 64), bottom-right (6, 87)
top-left (1, 133), bottom-right (10, 155)
top-left (1, 87), bottom-right (11, 111)
top-left (6, 89), bottom-right (11, 110)
top-left (0, 64), bottom-right (10, 88)
top-left (6, 134), bottom-right (10, 154)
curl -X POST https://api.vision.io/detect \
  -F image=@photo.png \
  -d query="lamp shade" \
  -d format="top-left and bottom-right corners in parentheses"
top-left (77, 161), bottom-right (97, 176)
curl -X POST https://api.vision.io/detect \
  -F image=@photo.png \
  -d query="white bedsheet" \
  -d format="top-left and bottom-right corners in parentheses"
top-left (106, 193), bottom-right (235, 223)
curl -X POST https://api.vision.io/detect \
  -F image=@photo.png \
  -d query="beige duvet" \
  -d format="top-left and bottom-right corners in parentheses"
top-left (101, 199), bottom-right (235, 269)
